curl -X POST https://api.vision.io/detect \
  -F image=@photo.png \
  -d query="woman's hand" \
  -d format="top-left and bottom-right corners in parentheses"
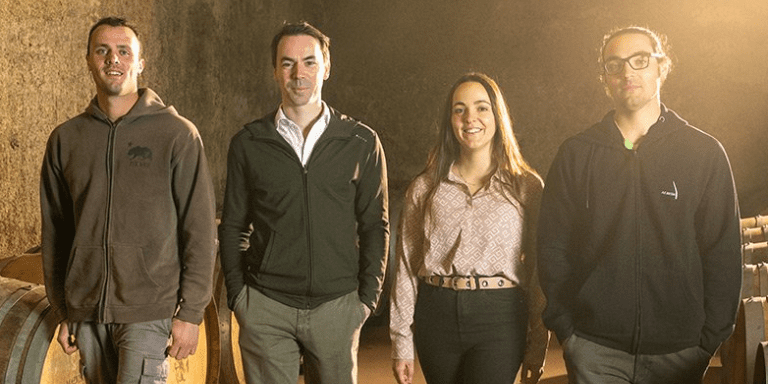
top-left (520, 362), bottom-right (543, 383)
top-left (392, 359), bottom-right (415, 384)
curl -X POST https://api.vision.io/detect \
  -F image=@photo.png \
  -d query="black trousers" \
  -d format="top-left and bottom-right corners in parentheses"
top-left (413, 281), bottom-right (528, 384)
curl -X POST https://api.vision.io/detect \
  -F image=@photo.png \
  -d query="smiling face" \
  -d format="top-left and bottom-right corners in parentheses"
top-left (602, 32), bottom-right (666, 113)
top-left (86, 25), bottom-right (144, 98)
top-left (274, 34), bottom-right (330, 109)
top-left (451, 81), bottom-right (496, 154)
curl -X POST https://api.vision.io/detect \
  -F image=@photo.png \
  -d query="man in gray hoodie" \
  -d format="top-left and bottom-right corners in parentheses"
top-left (40, 16), bottom-right (216, 383)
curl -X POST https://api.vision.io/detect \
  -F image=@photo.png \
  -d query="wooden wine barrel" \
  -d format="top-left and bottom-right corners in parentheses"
top-left (743, 215), bottom-right (768, 229)
top-left (742, 263), bottom-right (768, 299)
top-left (745, 242), bottom-right (768, 264)
top-left (0, 277), bottom-right (60, 384)
top-left (0, 252), bottom-right (221, 384)
top-left (755, 341), bottom-right (768, 383)
top-left (0, 252), bottom-right (44, 285)
top-left (744, 225), bottom-right (768, 244)
top-left (213, 268), bottom-right (245, 384)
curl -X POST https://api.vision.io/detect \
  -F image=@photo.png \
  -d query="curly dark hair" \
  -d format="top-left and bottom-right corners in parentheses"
top-left (598, 26), bottom-right (673, 84)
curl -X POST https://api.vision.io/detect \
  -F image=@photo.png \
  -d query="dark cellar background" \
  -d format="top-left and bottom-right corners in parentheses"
top-left (1, 0), bottom-right (766, 258)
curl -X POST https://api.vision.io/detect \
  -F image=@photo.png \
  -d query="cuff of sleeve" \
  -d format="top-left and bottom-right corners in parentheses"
top-left (51, 306), bottom-right (68, 324)
top-left (547, 313), bottom-right (574, 344)
top-left (227, 282), bottom-right (245, 310)
top-left (358, 291), bottom-right (378, 314)
top-left (391, 338), bottom-right (415, 361)
top-left (175, 306), bottom-right (204, 325)
top-left (700, 333), bottom-right (723, 356)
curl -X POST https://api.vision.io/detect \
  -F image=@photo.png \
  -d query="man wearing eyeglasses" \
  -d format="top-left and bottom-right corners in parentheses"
top-left (537, 26), bottom-right (741, 383)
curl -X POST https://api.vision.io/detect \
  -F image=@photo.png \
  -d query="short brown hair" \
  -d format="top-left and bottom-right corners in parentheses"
top-left (87, 16), bottom-right (141, 56)
top-left (270, 21), bottom-right (330, 68)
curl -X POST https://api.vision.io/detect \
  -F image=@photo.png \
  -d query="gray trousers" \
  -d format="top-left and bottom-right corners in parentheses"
top-left (563, 333), bottom-right (712, 384)
top-left (232, 285), bottom-right (369, 384)
top-left (73, 319), bottom-right (172, 384)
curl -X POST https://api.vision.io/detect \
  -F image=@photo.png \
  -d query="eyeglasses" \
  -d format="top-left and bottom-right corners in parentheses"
top-left (604, 52), bottom-right (664, 75)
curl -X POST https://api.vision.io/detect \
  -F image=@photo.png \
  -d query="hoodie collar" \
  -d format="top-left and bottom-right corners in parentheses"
top-left (580, 103), bottom-right (683, 149)
top-left (87, 88), bottom-right (174, 124)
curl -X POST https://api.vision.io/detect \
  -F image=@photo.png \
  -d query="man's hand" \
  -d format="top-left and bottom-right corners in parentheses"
top-left (167, 319), bottom-right (199, 360)
top-left (56, 321), bottom-right (78, 355)
top-left (392, 359), bottom-right (415, 384)
top-left (520, 363), bottom-right (544, 384)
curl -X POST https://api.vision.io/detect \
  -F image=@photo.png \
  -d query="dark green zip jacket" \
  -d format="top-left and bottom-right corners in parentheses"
top-left (41, 88), bottom-right (217, 325)
top-left (218, 107), bottom-right (389, 312)
top-left (537, 105), bottom-right (740, 355)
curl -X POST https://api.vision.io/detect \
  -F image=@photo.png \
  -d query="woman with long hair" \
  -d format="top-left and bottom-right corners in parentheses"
top-left (390, 73), bottom-right (548, 384)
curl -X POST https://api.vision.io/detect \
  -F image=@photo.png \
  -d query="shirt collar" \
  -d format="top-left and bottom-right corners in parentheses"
top-left (275, 102), bottom-right (331, 130)
top-left (447, 162), bottom-right (504, 191)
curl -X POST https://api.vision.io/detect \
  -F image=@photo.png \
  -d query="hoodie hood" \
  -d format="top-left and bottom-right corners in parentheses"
top-left (86, 88), bottom-right (178, 125)
top-left (574, 104), bottom-right (687, 150)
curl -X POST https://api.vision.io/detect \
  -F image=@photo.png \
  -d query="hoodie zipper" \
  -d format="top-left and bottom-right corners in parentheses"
top-left (630, 148), bottom-right (642, 353)
top-left (98, 119), bottom-right (118, 323)
top-left (302, 165), bottom-right (312, 308)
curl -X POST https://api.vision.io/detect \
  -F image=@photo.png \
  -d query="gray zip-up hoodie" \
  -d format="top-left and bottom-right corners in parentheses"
top-left (41, 88), bottom-right (216, 325)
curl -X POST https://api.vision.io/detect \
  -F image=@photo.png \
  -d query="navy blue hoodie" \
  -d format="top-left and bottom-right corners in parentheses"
top-left (537, 105), bottom-right (740, 355)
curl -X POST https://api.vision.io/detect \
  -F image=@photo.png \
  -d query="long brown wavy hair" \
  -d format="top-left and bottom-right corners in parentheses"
top-left (420, 72), bottom-right (541, 217)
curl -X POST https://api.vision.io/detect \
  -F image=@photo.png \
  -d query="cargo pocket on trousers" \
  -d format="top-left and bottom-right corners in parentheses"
top-left (139, 357), bottom-right (168, 384)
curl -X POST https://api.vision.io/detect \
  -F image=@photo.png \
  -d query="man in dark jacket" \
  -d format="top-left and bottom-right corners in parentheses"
top-left (40, 17), bottom-right (216, 383)
top-left (537, 26), bottom-right (741, 384)
top-left (218, 21), bottom-right (389, 384)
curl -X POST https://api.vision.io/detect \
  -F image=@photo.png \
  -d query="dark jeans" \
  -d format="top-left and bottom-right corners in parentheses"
top-left (563, 333), bottom-right (712, 384)
top-left (413, 281), bottom-right (527, 384)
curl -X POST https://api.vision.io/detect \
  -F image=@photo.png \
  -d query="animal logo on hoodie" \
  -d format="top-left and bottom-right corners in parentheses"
top-left (128, 144), bottom-right (152, 167)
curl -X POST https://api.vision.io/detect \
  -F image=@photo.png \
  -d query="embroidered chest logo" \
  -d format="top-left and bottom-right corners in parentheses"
top-left (128, 145), bottom-right (152, 167)
top-left (661, 181), bottom-right (678, 200)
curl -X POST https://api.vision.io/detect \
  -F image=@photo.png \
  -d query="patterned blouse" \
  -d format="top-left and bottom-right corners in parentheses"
top-left (389, 167), bottom-right (549, 372)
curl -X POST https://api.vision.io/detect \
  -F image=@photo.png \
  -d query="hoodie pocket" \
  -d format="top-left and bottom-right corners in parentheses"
top-left (111, 245), bottom-right (166, 304)
top-left (256, 231), bottom-right (277, 273)
top-left (65, 246), bottom-right (105, 307)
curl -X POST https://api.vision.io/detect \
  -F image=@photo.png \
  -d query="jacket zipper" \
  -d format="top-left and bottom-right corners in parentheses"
top-left (253, 135), bottom-right (313, 307)
top-left (254, 129), bottom-right (348, 309)
top-left (631, 148), bottom-right (642, 353)
top-left (98, 119), bottom-right (118, 323)
top-left (300, 135), bottom-right (344, 308)
top-left (302, 166), bottom-right (312, 308)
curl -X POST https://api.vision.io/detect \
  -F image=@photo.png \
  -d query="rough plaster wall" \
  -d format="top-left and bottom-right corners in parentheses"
top-left (148, 0), bottom-right (313, 205)
top-left (1, 0), bottom-right (767, 259)
top-left (0, 0), bottom-right (301, 258)
top-left (317, 0), bottom-right (768, 214)
top-left (0, 1), bottom-right (157, 258)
